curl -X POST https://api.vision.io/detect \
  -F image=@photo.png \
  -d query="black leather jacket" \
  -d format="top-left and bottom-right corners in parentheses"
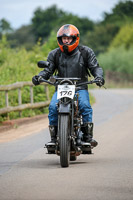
top-left (39, 46), bottom-right (104, 89)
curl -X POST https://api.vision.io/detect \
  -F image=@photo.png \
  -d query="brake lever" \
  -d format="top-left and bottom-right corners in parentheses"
top-left (38, 76), bottom-right (55, 86)
top-left (93, 79), bottom-right (107, 89)
top-left (102, 85), bottom-right (107, 89)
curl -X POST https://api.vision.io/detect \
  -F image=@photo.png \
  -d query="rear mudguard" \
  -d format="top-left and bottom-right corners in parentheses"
top-left (58, 103), bottom-right (71, 114)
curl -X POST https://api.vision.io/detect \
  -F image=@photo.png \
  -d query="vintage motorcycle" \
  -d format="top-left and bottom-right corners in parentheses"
top-left (37, 61), bottom-right (101, 168)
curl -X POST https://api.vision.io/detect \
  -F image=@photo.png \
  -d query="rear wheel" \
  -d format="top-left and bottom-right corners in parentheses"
top-left (59, 114), bottom-right (70, 167)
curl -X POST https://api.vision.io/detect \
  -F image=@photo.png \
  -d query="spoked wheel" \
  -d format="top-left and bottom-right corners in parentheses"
top-left (59, 114), bottom-right (70, 167)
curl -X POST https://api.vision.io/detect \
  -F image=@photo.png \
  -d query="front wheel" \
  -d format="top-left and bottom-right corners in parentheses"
top-left (59, 114), bottom-right (70, 167)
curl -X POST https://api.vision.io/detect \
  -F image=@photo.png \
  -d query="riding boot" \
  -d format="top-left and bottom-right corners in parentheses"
top-left (47, 125), bottom-right (57, 145)
top-left (82, 122), bottom-right (98, 147)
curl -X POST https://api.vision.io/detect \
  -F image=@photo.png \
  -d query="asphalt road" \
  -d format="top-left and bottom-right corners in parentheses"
top-left (0, 89), bottom-right (133, 200)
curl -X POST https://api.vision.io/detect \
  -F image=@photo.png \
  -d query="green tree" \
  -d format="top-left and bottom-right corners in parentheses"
top-left (41, 31), bottom-right (58, 55)
top-left (8, 25), bottom-right (35, 49)
top-left (31, 5), bottom-right (94, 43)
top-left (0, 18), bottom-right (13, 34)
top-left (98, 46), bottom-right (133, 76)
top-left (103, 0), bottom-right (133, 25)
top-left (83, 1), bottom-right (133, 54)
top-left (32, 5), bottom-right (65, 41)
top-left (82, 23), bottom-right (119, 55)
top-left (109, 23), bottom-right (133, 49)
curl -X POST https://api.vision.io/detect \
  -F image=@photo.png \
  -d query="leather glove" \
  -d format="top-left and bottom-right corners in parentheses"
top-left (32, 75), bottom-right (40, 85)
top-left (95, 77), bottom-right (105, 87)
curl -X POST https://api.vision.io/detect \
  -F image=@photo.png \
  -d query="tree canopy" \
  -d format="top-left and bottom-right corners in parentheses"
top-left (103, 0), bottom-right (133, 25)
top-left (0, 18), bottom-right (13, 34)
top-left (1, 1), bottom-right (133, 54)
top-left (31, 5), bottom-right (94, 43)
top-left (109, 23), bottom-right (133, 49)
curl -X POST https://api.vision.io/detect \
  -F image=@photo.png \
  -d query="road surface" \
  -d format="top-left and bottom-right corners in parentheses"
top-left (0, 89), bottom-right (133, 200)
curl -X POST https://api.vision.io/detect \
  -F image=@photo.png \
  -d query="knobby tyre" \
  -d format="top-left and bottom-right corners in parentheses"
top-left (59, 114), bottom-right (70, 167)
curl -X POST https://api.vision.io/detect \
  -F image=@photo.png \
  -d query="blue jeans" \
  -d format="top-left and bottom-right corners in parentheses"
top-left (48, 90), bottom-right (93, 126)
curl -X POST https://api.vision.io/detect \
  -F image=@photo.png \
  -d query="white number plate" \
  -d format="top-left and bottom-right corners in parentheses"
top-left (57, 85), bottom-right (75, 99)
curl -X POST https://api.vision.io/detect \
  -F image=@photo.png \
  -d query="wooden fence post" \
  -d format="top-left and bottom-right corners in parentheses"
top-left (30, 86), bottom-right (33, 104)
top-left (18, 88), bottom-right (22, 117)
top-left (5, 90), bottom-right (9, 120)
top-left (45, 85), bottom-right (50, 101)
top-left (5, 90), bottom-right (9, 107)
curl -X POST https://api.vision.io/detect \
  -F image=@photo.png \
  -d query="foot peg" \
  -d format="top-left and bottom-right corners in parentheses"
top-left (82, 142), bottom-right (91, 146)
top-left (45, 143), bottom-right (56, 154)
top-left (81, 142), bottom-right (92, 154)
top-left (90, 139), bottom-right (98, 147)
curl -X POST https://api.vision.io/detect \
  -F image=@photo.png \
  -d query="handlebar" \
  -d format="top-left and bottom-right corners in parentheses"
top-left (76, 79), bottom-right (99, 87)
top-left (38, 76), bottom-right (105, 88)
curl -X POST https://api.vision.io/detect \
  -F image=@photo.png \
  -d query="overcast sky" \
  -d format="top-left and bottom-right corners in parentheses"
top-left (0, 0), bottom-right (121, 29)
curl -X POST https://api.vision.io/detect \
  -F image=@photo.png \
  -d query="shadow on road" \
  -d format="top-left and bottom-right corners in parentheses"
top-left (17, 158), bottom-right (90, 169)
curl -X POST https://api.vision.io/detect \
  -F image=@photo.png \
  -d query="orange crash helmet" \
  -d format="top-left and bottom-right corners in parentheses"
top-left (57, 24), bottom-right (80, 53)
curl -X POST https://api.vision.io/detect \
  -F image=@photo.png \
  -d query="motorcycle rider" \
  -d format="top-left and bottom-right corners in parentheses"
top-left (32, 24), bottom-right (105, 147)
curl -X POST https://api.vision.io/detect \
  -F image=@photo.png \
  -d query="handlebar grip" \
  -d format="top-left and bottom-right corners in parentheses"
top-left (37, 61), bottom-right (50, 68)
